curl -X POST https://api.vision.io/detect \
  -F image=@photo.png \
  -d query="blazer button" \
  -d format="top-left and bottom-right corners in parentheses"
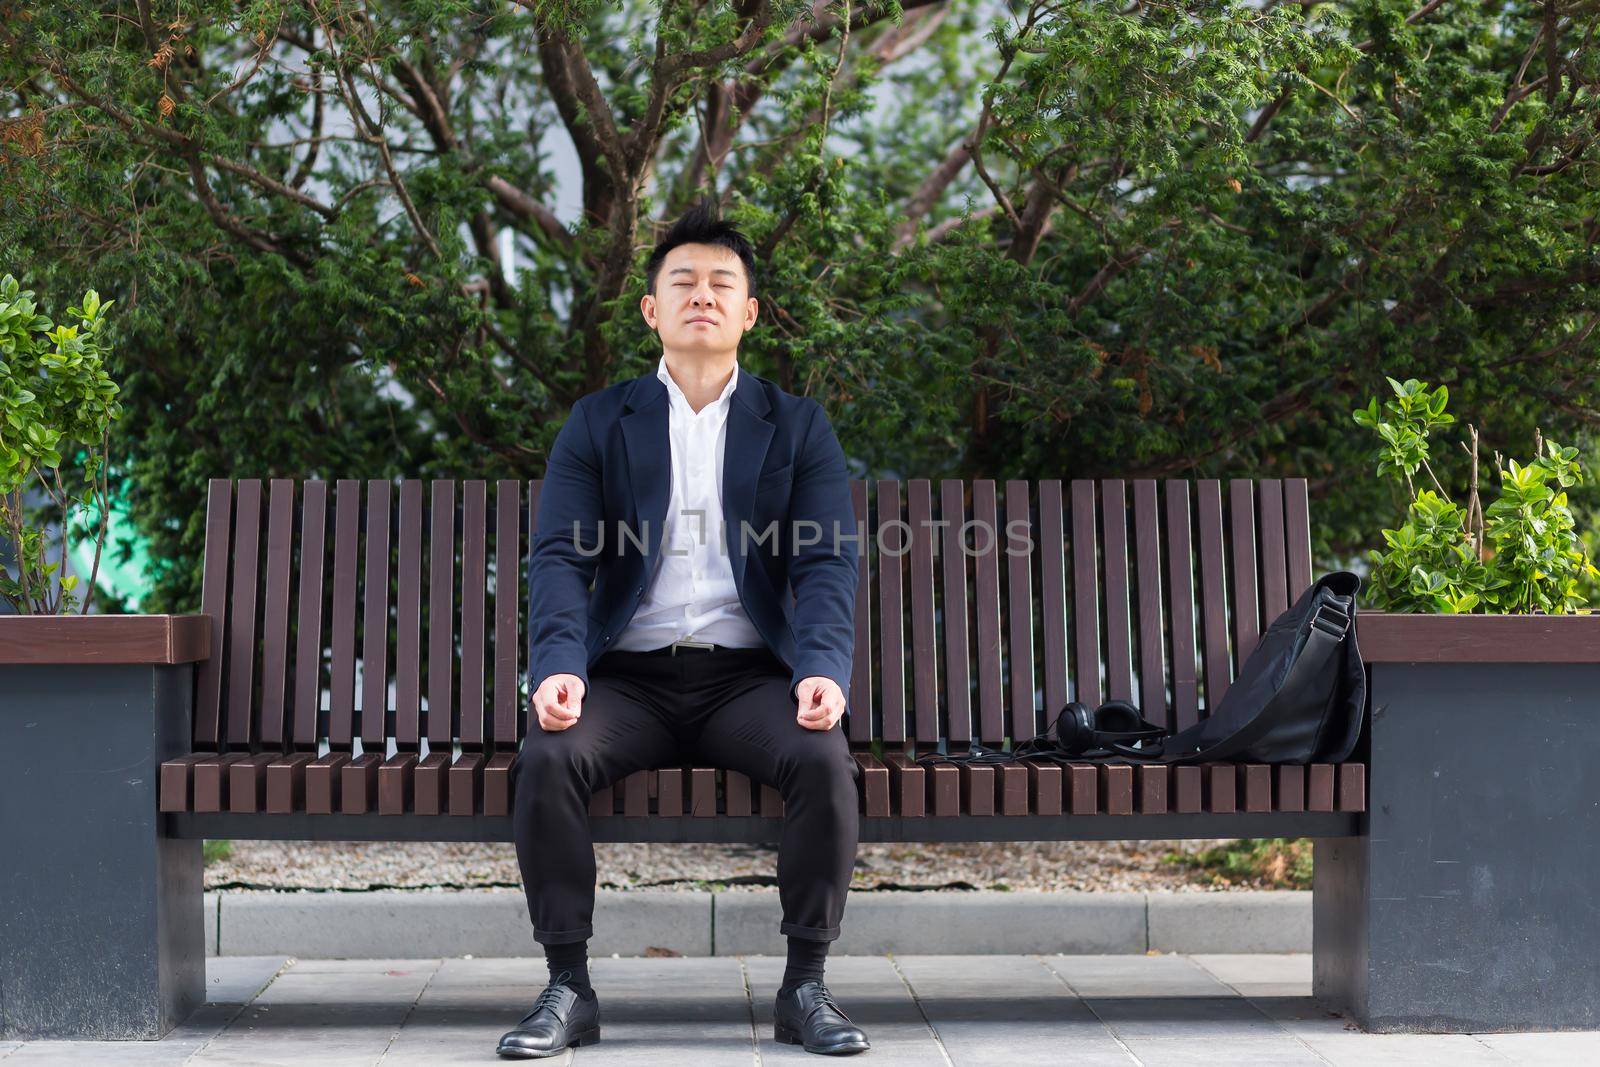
top-left (635, 586), bottom-right (643, 596)
top-left (603, 635), bottom-right (611, 644)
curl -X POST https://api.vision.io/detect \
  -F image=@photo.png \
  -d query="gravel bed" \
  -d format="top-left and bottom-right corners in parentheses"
top-left (202, 839), bottom-right (1272, 893)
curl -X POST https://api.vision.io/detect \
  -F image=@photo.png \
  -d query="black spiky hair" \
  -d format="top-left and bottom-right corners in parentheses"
top-left (644, 200), bottom-right (758, 298)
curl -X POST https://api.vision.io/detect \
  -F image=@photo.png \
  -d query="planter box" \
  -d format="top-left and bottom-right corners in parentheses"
top-left (0, 615), bottom-right (210, 1040)
top-left (1317, 612), bottom-right (1600, 1033)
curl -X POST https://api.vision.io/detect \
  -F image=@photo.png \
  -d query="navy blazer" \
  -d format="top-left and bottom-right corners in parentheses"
top-left (526, 365), bottom-right (859, 705)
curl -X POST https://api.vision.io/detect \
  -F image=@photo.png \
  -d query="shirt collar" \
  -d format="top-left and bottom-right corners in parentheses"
top-left (657, 355), bottom-right (739, 411)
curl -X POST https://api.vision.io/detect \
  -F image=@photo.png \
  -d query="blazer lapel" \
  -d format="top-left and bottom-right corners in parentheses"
top-left (620, 374), bottom-right (670, 565)
top-left (722, 367), bottom-right (774, 587)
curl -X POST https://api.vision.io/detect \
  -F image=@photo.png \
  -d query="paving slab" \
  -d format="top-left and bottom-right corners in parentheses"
top-left (189, 957), bottom-right (439, 1066)
top-left (1042, 953), bottom-right (1236, 998)
top-left (892, 954), bottom-right (1131, 1066)
top-left (745, 954), bottom-right (946, 1064)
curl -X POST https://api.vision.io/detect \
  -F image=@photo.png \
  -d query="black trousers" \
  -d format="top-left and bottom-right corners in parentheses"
top-left (511, 645), bottom-right (861, 945)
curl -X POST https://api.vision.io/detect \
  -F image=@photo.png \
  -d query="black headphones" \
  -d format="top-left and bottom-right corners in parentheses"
top-left (1047, 699), bottom-right (1168, 759)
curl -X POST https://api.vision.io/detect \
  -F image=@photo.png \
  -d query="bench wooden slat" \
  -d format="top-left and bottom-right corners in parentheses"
top-left (449, 752), bottom-right (484, 816)
top-left (1308, 763), bottom-right (1335, 812)
top-left (1244, 764), bottom-right (1273, 812)
top-left (724, 770), bottom-right (753, 816)
top-left (972, 480), bottom-right (1005, 745)
top-left (460, 481), bottom-right (488, 748)
top-left (1024, 759), bottom-right (1062, 816)
top-left (395, 480), bottom-right (423, 745)
top-left (328, 479), bottom-right (361, 746)
top-left (1230, 479), bottom-right (1261, 663)
top-left (194, 481), bottom-right (232, 748)
top-left (1066, 765), bottom-right (1097, 814)
top-left (876, 480), bottom-right (906, 744)
top-left (361, 481), bottom-right (393, 745)
top-left (882, 752), bottom-right (924, 817)
top-left (848, 480), bottom-right (873, 743)
top-left (1138, 765), bottom-right (1168, 814)
top-left (588, 785), bottom-right (614, 816)
top-left (997, 763), bottom-right (1028, 815)
top-left (1006, 480), bottom-right (1039, 743)
top-left (259, 479), bottom-right (295, 750)
top-left (1285, 478), bottom-right (1313, 601)
top-left (495, 480), bottom-right (523, 745)
top-left (657, 768), bottom-right (683, 816)
top-left (927, 762), bottom-right (959, 816)
top-left (379, 751), bottom-right (418, 814)
top-left (689, 769), bottom-right (716, 816)
top-left (1165, 481), bottom-right (1199, 733)
top-left (1204, 762), bottom-right (1237, 814)
top-left (940, 479), bottom-right (973, 745)
top-left (1069, 480), bottom-right (1100, 709)
top-left (907, 479), bottom-right (939, 743)
top-left (414, 752), bottom-right (449, 815)
top-left (1132, 481), bottom-right (1166, 720)
top-left (1259, 479), bottom-right (1289, 622)
top-left (854, 754), bottom-right (891, 818)
top-left (226, 479), bottom-right (263, 746)
top-left (266, 753), bottom-right (315, 814)
top-left (341, 753), bottom-right (382, 814)
top-left (482, 752), bottom-right (514, 816)
top-left (1101, 764), bottom-right (1134, 815)
top-left (1338, 763), bottom-right (1367, 812)
top-left (1276, 764), bottom-right (1305, 812)
top-left (1174, 765), bottom-right (1203, 813)
top-left (292, 481), bottom-right (328, 748)
top-left (1102, 480), bottom-right (1134, 703)
top-left (428, 479), bottom-right (456, 746)
top-left (1041, 480), bottom-right (1072, 719)
top-left (228, 753), bottom-right (276, 813)
top-left (1196, 480), bottom-right (1231, 712)
top-left (305, 752), bottom-right (351, 814)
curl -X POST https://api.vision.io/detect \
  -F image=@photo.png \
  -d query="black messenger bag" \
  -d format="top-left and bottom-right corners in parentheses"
top-left (918, 571), bottom-right (1367, 770)
top-left (1146, 570), bottom-right (1366, 764)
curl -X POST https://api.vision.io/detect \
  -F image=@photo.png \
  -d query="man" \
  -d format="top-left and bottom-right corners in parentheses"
top-left (497, 203), bottom-right (869, 1059)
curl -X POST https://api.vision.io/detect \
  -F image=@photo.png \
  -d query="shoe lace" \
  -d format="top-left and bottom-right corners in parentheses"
top-left (524, 973), bottom-right (573, 1021)
top-left (807, 983), bottom-right (851, 1023)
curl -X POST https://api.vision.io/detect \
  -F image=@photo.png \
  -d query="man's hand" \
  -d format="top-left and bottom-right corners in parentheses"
top-left (795, 676), bottom-right (846, 731)
top-left (533, 673), bottom-right (586, 732)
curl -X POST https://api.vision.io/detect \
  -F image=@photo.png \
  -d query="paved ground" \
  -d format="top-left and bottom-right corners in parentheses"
top-left (4, 954), bottom-right (1596, 1065)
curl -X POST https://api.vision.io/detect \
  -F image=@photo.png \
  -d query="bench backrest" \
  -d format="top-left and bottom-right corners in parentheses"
top-left (191, 478), bottom-right (1312, 755)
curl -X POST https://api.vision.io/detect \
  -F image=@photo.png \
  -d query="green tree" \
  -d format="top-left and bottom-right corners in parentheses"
top-left (2, 1), bottom-right (1596, 610)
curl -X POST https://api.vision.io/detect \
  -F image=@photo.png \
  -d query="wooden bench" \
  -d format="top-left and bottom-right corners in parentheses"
top-left (159, 476), bottom-right (1365, 840)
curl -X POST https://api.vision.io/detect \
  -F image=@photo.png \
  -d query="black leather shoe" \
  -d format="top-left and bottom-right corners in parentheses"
top-left (774, 980), bottom-right (870, 1055)
top-left (496, 974), bottom-right (601, 1059)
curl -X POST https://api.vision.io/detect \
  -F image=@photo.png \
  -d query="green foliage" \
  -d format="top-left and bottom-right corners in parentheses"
top-left (0, 273), bottom-right (123, 613)
top-left (202, 839), bottom-right (233, 866)
top-left (1353, 378), bottom-right (1598, 614)
top-left (2, 2), bottom-right (1598, 610)
top-left (1163, 837), bottom-right (1313, 891)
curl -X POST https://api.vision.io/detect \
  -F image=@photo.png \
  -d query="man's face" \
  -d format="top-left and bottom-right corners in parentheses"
top-left (640, 243), bottom-right (758, 355)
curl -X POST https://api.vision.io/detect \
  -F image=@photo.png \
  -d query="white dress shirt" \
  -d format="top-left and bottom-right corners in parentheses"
top-left (611, 356), bottom-right (767, 652)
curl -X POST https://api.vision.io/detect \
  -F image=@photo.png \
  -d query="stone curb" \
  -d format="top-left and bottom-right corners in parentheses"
top-left (202, 888), bottom-right (1309, 958)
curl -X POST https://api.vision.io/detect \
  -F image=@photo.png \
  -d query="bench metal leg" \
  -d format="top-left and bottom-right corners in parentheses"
top-left (1314, 662), bottom-right (1600, 1033)
top-left (0, 663), bottom-right (204, 1040)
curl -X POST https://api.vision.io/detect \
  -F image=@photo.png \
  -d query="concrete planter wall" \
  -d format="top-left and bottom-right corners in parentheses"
top-left (1318, 612), bottom-right (1600, 1033)
top-left (0, 615), bottom-right (209, 1040)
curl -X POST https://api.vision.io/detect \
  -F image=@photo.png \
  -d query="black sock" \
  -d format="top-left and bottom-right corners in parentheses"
top-left (781, 937), bottom-right (829, 992)
top-left (545, 940), bottom-right (593, 997)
